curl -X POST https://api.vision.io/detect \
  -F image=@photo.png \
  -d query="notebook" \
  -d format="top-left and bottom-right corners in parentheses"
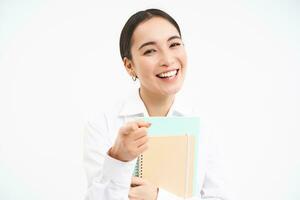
top-left (132, 117), bottom-right (200, 197)
top-left (136, 135), bottom-right (195, 197)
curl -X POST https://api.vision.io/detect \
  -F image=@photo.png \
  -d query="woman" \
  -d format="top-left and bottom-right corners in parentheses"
top-left (84, 8), bottom-right (228, 200)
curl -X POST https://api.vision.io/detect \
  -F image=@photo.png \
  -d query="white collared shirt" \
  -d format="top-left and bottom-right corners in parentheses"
top-left (83, 88), bottom-right (229, 200)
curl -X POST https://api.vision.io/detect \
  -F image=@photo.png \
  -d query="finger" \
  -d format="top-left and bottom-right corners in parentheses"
top-left (137, 142), bottom-right (149, 154)
top-left (132, 127), bottom-right (148, 140)
top-left (131, 176), bottom-right (145, 186)
top-left (134, 135), bottom-right (148, 148)
top-left (121, 122), bottom-right (139, 135)
top-left (136, 121), bottom-right (152, 128)
top-left (128, 187), bottom-right (137, 199)
top-left (128, 186), bottom-right (140, 198)
top-left (129, 197), bottom-right (139, 200)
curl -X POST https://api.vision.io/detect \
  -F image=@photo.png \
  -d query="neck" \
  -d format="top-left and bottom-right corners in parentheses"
top-left (139, 87), bottom-right (175, 117)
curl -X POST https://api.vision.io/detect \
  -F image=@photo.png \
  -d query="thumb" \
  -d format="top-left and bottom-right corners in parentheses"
top-left (131, 176), bottom-right (146, 186)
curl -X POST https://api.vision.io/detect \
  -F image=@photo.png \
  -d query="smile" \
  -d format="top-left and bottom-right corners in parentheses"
top-left (156, 69), bottom-right (179, 78)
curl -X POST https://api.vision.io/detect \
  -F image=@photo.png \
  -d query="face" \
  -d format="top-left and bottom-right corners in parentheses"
top-left (124, 17), bottom-right (187, 97)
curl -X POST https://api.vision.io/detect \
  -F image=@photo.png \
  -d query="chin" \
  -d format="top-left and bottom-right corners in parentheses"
top-left (162, 85), bottom-right (182, 96)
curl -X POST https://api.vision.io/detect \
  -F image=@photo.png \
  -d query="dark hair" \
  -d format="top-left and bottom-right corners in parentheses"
top-left (119, 8), bottom-right (182, 60)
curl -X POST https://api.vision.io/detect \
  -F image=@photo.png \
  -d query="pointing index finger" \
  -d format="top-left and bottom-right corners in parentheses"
top-left (136, 121), bottom-right (152, 128)
top-left (121, 121), bottom-right (151, 135)
top-left (121, 122), bottom-right (139, 135)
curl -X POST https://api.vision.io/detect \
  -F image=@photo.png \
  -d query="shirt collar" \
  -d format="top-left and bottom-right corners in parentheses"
top-left (118, 88), bottom-right (193, 117)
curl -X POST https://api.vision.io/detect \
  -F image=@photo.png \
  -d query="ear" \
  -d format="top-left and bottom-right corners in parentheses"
top-left (123, 57), bottom-right (136, 77)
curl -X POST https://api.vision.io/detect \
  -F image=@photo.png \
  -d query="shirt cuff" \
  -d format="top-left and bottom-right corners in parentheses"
top-left (102, 153), bottom-right (136, 186)
top-left (157, 188), bottom-right (182, 200)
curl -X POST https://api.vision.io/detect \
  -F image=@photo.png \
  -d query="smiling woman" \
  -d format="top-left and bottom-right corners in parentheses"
top-left (83, 8), bottom-right (229, 200)
top-left (123, 15), bottom-right (187, 116)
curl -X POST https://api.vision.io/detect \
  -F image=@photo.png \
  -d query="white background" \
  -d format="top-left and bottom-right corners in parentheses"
top-left (1, 0), bottom-right (299, 200)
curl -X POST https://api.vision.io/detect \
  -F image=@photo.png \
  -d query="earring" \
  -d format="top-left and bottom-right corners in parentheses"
top-left (132, 75), bottom-right (138, 81)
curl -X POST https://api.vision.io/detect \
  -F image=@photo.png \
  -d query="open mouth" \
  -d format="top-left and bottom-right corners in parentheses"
top-left (156, 69), bottom-right (179, 79)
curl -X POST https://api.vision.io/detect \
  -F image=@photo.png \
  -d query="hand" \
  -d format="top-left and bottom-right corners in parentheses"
top-left (108, 121), bottom-right (151, 162)
top-left (129, 177), bottom-right (159, 200)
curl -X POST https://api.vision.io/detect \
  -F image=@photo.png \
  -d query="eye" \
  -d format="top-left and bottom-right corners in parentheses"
top-left (170, 42), bottom-right (181, 48)
top-left (144, 49), bottom-right (156, 55)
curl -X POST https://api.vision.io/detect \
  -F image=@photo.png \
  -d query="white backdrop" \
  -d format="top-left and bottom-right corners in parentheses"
top-left (1, 0), bottom-right (299, 200)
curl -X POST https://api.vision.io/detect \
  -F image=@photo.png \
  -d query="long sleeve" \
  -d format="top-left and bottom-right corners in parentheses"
top-left (83, 114), bottom-right (136, 200)
top-left (83, 92), bottom-right (231, 200)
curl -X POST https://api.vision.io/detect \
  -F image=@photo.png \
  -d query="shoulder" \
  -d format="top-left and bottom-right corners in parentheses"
top-left (84, 95), bottom-right (127, 147)
top-left (85, 88), bottom-right (136, 133)
top-left (86, 99), bottom-right (125, 129)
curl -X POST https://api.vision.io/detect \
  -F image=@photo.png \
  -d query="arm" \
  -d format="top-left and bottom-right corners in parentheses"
top-left (83, 116), bottom-right (135, 200)
top-left (84, 114), bottom-right (152, 200)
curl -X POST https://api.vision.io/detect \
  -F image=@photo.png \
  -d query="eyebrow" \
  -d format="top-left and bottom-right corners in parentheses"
top-left (138, 35), bottom-right (181, 50)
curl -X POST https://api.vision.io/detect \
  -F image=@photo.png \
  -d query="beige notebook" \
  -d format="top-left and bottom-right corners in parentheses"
top-left (136, 135), bottom-right (195, 198)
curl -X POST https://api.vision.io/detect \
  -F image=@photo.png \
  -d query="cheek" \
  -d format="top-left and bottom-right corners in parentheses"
top-left (177, 49), bottom-right (187, 68)
top-left (137, 59), bottom-right (157, 76)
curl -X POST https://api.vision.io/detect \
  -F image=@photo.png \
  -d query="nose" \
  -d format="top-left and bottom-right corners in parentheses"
top-left (159, 49), bottom-right (176, 67)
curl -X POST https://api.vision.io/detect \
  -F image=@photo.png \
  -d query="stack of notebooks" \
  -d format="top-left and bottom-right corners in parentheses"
top-left (133, 117), bottom-right (200, 198)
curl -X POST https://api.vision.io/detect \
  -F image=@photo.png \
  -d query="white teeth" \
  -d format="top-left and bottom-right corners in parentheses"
top-left (158, 70), bottom-right (177, 78)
